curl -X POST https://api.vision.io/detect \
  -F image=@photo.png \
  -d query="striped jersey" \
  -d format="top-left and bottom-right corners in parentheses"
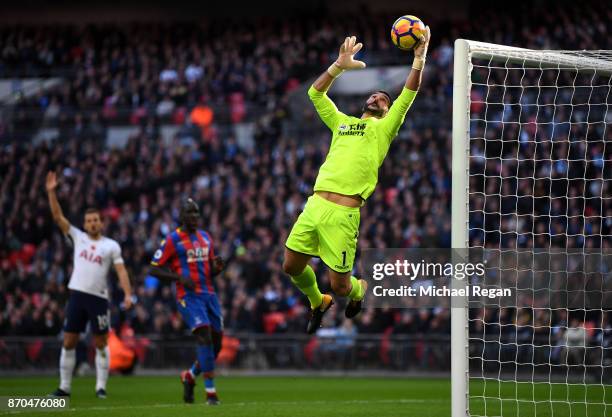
top-left (151, 228), bottom-right (215, 299)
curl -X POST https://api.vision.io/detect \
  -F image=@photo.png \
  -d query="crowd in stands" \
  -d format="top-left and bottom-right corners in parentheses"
top-left (0, 0), bottom-right (610, 366)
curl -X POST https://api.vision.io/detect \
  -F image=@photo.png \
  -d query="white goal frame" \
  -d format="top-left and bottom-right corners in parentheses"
top-left (450, 39), bottom-right (612, 417)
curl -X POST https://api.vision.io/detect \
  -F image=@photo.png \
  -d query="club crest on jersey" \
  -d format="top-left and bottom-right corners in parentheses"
top-left (79, 249), bottom-right (102, 265)
top-left (186, 247), bottom-right (209, 263)
top-left (338, 122), bottom-right (366, 136)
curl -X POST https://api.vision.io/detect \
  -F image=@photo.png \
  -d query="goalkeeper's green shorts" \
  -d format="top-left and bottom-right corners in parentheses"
top-left (285, 193), bottom-right (360, 274)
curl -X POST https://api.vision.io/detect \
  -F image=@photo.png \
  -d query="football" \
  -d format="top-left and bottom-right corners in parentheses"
top-left (390, 15), bottom-right (426, 50)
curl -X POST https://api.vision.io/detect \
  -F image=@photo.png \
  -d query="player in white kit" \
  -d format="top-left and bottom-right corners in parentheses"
top-left (45, 171), bottom-right (132, 399)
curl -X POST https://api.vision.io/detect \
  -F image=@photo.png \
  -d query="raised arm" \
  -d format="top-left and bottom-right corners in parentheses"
top-left (404, 26), bottom-right (430, 92)
top-left (380, 27), bottom-right (431, 139)
top-left (45, 171), bottom-right (70, 234)
top-left (310, 36), bottom-right (366, 130)
top-left (313, 35), bottom-right (366, 93)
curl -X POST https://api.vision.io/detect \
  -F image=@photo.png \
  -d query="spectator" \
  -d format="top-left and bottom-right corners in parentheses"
top-left (563, 318), bottom-right (587, 365)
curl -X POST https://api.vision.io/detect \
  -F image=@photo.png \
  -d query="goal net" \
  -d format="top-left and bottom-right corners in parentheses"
top-left (451, 40), bottom-right (612, 417)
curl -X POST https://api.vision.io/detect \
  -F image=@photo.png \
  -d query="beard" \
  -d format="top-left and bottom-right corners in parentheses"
top-left (362, 103), bottom-right (385, 117)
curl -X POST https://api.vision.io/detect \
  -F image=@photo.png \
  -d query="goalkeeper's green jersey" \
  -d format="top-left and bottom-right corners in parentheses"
top-left (309, 85), bottom-right (417, 200)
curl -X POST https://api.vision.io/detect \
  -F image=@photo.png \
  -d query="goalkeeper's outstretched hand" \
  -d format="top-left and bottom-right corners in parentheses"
top-left (335, 36), bottom-right (366, 71)
top-left (413, 26), bottom-right (431, 64)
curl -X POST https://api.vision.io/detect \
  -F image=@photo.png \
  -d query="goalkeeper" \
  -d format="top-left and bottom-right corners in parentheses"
top-left (283, 28), bottom-right (430, 334)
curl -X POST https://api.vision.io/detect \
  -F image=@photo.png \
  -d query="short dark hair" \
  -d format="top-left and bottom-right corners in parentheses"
top-left (84, 207), bottom-right (102, 219)
top-left (375, 90), bottom-right (393, 106)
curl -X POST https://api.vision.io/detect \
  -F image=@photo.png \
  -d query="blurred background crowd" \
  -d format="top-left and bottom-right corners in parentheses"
top-left (0, 0), bottom-right (610, 370)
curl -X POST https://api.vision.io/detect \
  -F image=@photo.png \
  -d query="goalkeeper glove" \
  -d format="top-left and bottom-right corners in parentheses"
top-left (412, 26), bottom-right (431, 71)
top-left (327, 36), bottom-right (366, 78)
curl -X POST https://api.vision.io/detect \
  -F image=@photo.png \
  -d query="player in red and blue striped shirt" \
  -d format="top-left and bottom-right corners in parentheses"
top-left (148, 198), bottom-right (224, 405)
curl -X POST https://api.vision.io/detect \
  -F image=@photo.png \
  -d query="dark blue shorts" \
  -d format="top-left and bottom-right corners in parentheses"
top-left (64, 290), bottom-right (110, 335)
top-left (177, 293), bottom-right (223, 333)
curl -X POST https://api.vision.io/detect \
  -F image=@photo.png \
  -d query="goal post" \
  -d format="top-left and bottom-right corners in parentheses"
top-left (451, 39), bottom-right (612, 417)
top-left (451, 38), bottom-right (471, 417)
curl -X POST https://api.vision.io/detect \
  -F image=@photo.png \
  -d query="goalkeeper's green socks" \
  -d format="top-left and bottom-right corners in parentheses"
top-left (291, 265), bottom-right (323, 309)
top-left (347, 276), bottom-right (365, 301)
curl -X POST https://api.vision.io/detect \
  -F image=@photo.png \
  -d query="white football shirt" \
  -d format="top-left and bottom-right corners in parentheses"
top-left (66, 225), bottom-right (124, 300)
